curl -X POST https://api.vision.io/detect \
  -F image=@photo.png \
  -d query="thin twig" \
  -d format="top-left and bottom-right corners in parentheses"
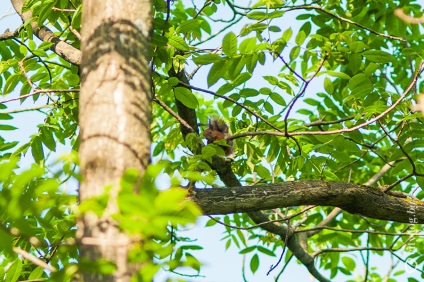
top-left (285, 5), bottom-right (406, 42)
top-left (52, 7), bottom-right (77, 12)
top-left (0, 89), bottom-right (79, 104)
top-left (313, 246), bottom-right (390, 257)
top-left (377, 119), bottom-right (423, 176)
top-left (363, 234), bottom-right (370, 282)
top-left (284, 53), bottom-right (328, 135)
top-left (18, 60), bottom-right (36, 91)
top-left (2, 104), bottom-right (53, 114)
top-left (296, 226), bottom-right (424, 237)
top-left (383, 173), bottom-right (414, 192)
top-left (207, 206), bottom-right (316, 231)
top-left (177, 81), bottom-right (283, 132)
top-left (152, 96), bottom-right (196, 133)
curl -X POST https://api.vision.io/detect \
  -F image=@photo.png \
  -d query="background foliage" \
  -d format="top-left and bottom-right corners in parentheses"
top-left (0, 0), bottom-right (424, 281)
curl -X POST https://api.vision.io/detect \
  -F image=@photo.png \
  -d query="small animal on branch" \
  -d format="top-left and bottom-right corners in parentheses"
top-left (203, 116), bottom-right (234, 157)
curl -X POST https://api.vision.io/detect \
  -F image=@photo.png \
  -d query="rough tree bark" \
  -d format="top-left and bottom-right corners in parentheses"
top-left (78, 0), bottom-right (152, 281)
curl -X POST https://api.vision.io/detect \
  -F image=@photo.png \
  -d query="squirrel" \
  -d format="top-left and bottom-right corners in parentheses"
top-left (203, 117), bottom-right (234, 156)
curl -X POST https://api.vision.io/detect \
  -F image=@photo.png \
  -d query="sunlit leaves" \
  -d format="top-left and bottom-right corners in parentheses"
top-left (222, 32), bottom-right (237, 57)
top-left (168, 35), bottom-right (190, 51)
top-left (4, 74), bottom-right (20, 94)
top-left (348, 73), bottom-right (373, 99)
top-left (113, 166), bottom-right (202, 277)
top-left (208, 60), bottom-right (226, 87)
top-left (193, 54), bottom-right (222, 65)
top-left (5, 259), bottom-right (22, 282)
top-left (361, 50), bottom-right (396, 64)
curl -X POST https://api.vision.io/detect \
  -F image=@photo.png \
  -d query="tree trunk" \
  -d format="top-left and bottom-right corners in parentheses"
top-left (78, 0), bottom-right (152, 281)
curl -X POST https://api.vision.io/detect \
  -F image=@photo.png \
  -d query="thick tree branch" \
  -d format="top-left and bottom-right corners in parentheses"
top-left (11, 0), bottom-right (81, 65)
top-left (188, 180), bottom-right (424, 224)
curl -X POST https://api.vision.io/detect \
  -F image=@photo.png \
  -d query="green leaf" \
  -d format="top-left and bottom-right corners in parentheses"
top-left (342, 256), bottom-right (356, 271)
top-left (176, 19), bottom-right (202, 34)
top-left (5, 258), bottom-right (22, 282)
top-left (269, 26), bottom-right (281, 32)
top-left (282, 27), bottom-right (293, 42)
top-left (364, 62), bottom-right (379, 76)
top-left (0, 227), bottom-right (13, 255)
top-left (270, 92), bottom-right (286, 106)
top-left (349, 74), bottom-right (371, 90)
top-left (19, 45), bottom-right (27, 56)
top-left (28, 39), bottom-right (36, 51)
top-left (295, 30), bottom-right (306, 45)
top-left (154, 188), bottom-right (187, 213)
top-left (0, 141), bottom-right (18, 151)
top-left (257, 246), bottom-right (276, 257)
top-left (33, 49), bottom-right (48, 57)
top-left (239, 37), bottom-right (257, 54)
top-left (0, 124), bottom-right (17, 130)
top-left (201, 145), bottom-right (216, 162)
top-left (350, 41), bottom-right (366, 53)
top-left (37, 2), bottom-right (55, 25)
top-left (239, 246), bottom-right (256, 254)
top-left (246, 11), bottom-right (268, 20)
top-left (362, 50), bottom-right (395, 64)
top-left (290, 46), bottom-right (300, 61)
top-left (205, 217), bottom-right (218, 227)
top-left (41, 127), bottom-right (56, 151)
top-left (250, 254), bottom-right (259, 273)
top-left (28, 267), bottom-right (44, 280)
top-left (327, 71), bottom-right (351, 80)
top-left (232, 72), bottom-right (251, 86)
top-left (349, 53), bottom-right (362, 74)
top-left (31, 136), bottom-right (44, 163)
top-left (300, 21), bottom-right (311, 37)
top-left (222, 32), bottom-right (237, 57)
top-left (216, 83), bottom-right (235, 94)
top-left (168, 35), bottom-right (190, 51)
top-left (193, 54), bottom-right (222, 65)
top-left (304, 98), bottom-right (320, 106)
top-left (207, 60), bottom-right (226, 87)
top-left (324, 77), bottom-right (334, 94)
top-left (4, 74), bottom-right (21, 94)
top-left (174, 87), bottom-right (198, 109)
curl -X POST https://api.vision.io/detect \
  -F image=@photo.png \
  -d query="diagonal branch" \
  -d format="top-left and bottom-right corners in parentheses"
top-left (13, 247), bottom-right (56, 272)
